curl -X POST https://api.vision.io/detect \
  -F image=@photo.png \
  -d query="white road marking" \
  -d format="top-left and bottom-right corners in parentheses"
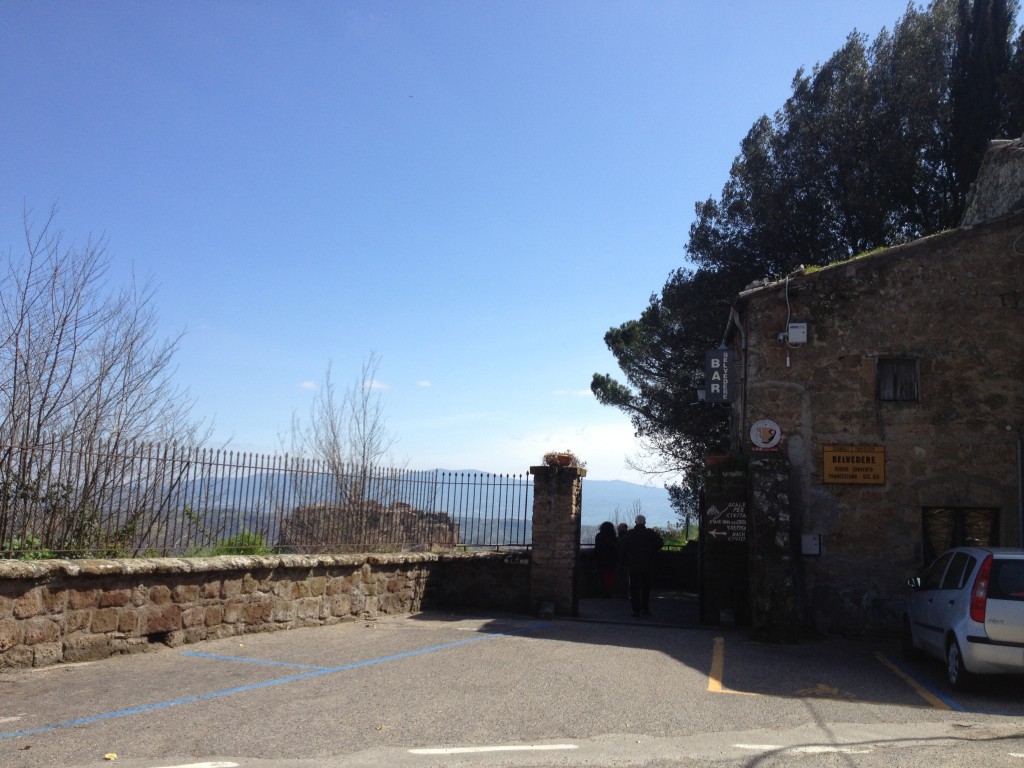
top-left (735, 744), bottom-right (872, 755)
top-left (151, 763), bottom-right (240, 768)
top-left (410, 744), bottom-right (578, 755)
top-left (28, 661), bottom-right (95, 672)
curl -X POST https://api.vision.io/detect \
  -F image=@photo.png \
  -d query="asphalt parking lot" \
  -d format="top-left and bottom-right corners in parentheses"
top-left (2, 604), bottom-right (1023, 768)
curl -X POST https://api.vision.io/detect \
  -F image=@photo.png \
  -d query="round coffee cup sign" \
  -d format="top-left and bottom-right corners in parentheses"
top-left (750, 418), bottom-right (781, 450)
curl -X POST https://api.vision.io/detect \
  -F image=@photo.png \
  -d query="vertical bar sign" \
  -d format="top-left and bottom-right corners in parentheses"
top-left (705, 347), bottom-right (735, 403)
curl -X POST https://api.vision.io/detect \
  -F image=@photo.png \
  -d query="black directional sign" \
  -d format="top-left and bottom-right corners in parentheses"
top-left (705, 501), bottom-right (747, 543)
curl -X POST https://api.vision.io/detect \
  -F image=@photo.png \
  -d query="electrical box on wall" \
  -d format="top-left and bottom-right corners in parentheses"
top-left (801, 533), bottom-right (821, 556)
top-left (787, 322), bottom-right (808, 344)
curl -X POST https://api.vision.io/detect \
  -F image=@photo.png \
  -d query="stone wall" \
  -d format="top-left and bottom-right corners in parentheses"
top-left (961, 138), bottom-right (1024, 226)
top-left (748, 452), bottom-right (798, 641)
top-left (0, 551), bottom-right (530, 669)
top-left (731, 210), bottom-right (1024, 634)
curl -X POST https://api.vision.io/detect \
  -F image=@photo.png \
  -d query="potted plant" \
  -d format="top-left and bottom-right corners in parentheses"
top-left (542, 450), bottom-right (585, 468)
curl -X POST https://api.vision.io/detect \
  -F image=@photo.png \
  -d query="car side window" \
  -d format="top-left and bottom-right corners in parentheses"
top-left (921, 552), bottom-right (954, 590)
top-left (990, 560), bottom-right (1024, 600)
top-left (940, 552), bottom-right (974, 589)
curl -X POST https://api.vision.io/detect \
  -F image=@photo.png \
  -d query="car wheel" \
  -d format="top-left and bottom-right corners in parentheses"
top-left (902, 617), bottom-right (921, 661)
top-left (946, 638), bottom-right (973, 691)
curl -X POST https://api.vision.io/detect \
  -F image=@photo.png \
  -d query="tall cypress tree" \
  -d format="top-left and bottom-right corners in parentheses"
top-left (1001, 26), bottom-right (1024, 135)
top-left (951, 0), bottom-right (1016, 202)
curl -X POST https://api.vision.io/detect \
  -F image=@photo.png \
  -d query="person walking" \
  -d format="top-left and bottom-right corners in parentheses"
top-left (618, 515), bottom-right (663, 617)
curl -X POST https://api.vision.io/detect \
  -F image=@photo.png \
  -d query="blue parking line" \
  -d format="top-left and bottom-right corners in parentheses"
top-left (876, 654), bottom-right (965, 711)
top-left (0, 629), bottom-right (524, 741)
top-left (913, 678), bottom-right (965, 712)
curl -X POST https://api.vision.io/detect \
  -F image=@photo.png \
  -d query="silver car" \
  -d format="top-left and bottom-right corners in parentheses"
top-left (903, 546), bottom-right (1024, 689)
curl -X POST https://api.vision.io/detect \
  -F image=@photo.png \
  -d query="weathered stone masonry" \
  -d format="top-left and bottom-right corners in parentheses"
top-left (0, 551), bottom-right (529, 669)
top-left (728, 208), bottom-right (1024, 635)
top-left (529, 464), bottom-right (585, 617)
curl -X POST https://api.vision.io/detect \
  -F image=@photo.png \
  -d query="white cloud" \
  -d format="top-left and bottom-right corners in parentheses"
top-left (417, 380), bottom-right (432, 388)
top-left (300, 381), bottom-right (317, 391)
top-left (393, 403), bottom-right (661, 485)
top-left (364, 379), bottom-right (390, 390)
top-left (458, 420), bottom-right (654, 484)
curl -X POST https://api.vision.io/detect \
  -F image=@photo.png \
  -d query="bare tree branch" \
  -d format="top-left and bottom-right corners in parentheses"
top-left (0, 206), bottom-right (208, 553)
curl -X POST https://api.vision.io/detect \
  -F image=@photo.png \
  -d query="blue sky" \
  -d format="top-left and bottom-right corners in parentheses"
top-left (2, 1), bottom-right (909, 485)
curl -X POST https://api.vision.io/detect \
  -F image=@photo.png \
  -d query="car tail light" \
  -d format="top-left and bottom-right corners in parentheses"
top-left (970, 554), bottom-right (994, 623)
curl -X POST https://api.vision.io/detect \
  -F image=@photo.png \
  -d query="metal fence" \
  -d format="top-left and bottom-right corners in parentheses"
top-left (0, 439), bottom-right (533, 558)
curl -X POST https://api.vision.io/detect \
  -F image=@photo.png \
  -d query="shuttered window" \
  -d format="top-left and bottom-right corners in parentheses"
top-left (876, 357), bottom-right (920, 401)
top-left (921, 507), bottom-right (999, 565)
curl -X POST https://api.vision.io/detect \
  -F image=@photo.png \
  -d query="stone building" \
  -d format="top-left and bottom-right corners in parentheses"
top-left (718, 140), bottom-right (1024, 636)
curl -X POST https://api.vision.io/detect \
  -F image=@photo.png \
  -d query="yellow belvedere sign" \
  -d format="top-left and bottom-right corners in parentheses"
top-left (822, 445), bottom-right (885, 485)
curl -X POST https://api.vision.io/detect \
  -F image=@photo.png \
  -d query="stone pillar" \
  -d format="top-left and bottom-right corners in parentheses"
top-left (529, 464), bottom-right (586, 617)
top-left (748, 451), bottom-right (799, 642)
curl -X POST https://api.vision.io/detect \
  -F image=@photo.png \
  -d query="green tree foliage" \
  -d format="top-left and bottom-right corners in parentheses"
top-left (594, 0), bottom-right (1023, 518)
top-left (951, 0), bottom-right (1018, 202)
top-left (592, 266), bottom-right (733, 489)
top-left (1007, 26), bottom-right (1024, 127)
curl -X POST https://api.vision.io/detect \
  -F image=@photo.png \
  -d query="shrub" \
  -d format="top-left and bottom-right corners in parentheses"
top-left (205, 531), bottom-right (272, 556)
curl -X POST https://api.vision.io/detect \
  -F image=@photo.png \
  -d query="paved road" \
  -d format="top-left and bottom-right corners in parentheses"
top-left (1, 604), bottom-right (1023, 768)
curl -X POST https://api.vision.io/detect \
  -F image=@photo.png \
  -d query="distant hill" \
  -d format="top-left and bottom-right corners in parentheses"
top-left (438, 471), bottom-right (678, 529)
top-left (165, 467), bottom-right (680, 547)
top-left (580, 478), bottom-right (677, 529)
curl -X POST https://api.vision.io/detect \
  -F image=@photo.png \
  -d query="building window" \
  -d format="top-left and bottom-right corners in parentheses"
top-left (921, 507), bottom-right (999, 565)
top-left (876, 357), bottom-right (919, 401)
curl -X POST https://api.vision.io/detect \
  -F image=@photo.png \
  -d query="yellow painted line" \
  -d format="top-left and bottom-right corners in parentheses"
top-left (707, 636), bottom-right (756, 695)
top-left (711, 637), bottom-right (891, 703)
top-left (874, 652), bottom-right (951, 710)
top-left (708, 636), bottom-right (726, 692)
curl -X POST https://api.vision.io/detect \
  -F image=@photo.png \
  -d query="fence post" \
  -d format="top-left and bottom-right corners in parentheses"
top-left (529, 463), bottom-right (586, 617)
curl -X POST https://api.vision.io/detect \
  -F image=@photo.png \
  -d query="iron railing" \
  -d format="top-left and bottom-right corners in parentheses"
top-left (0, 439), bottom-right (532, 558)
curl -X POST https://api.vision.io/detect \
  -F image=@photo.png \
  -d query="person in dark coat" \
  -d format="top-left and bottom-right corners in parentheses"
top-left (618, 515), bottom-right (663, 617)
top-left (614, 522), bottom-right (630, 597)
top-left (593, 521), bottom-right (618, 598)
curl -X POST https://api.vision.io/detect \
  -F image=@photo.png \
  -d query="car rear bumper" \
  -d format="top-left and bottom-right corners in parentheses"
top-left (964, 635), bottom-right (1024, 675)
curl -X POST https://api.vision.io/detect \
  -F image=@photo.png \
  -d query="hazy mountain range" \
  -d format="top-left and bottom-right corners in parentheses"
top-left (164, 468), bottom-right (680, 547)
top-left (438, 471), bottom-right (679, 528)
top-left (579, 478), bottom-right (677, 528)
